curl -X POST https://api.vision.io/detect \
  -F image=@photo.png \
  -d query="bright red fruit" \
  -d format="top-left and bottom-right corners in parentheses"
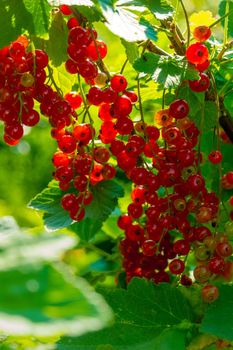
top-left (186, 43), bottom-right (209, 65)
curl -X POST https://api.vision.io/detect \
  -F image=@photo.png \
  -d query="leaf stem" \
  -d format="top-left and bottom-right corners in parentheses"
top-left (179, 0), bottom-right (190, 47)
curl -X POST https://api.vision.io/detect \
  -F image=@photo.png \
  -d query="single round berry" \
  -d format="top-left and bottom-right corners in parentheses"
top-left (142, 240), bottom-right (157, 256)
top-left (201, 285), bottom-right (219, 303)
top-left (189, 73), bottom-right (210, 92)
top-left (168, 99), bottom-right (189, 119)
top-left (169, 259), bottom-right (185, 274)
top-left (186, 42), bottom-right (209, 65)
top-left (208, 150), bottom-right (222, 164)
top-left (193, 26), bottom-right (211, 42)
top-left (64, 92), bottom-right (82, 109)
top-left (110, 74), bottom-right (127, 92)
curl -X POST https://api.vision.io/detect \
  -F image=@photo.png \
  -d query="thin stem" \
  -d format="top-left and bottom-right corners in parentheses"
top-left (47, 65), bottom-right (63, 96)
top-left (224, 0), bottom-right (230, 46)
top-left (120, 58), bottom-right (129, 74)
top-left (210, 72), bottom-right (222, 228)
top-left (179, 0), bottom-right (190, 46)
top-left (174, 0), bottom-right (180, 23)
top-left (197, 103), bottom-right (205, 173)
top-left (209, 9), bottom-right (233, 29)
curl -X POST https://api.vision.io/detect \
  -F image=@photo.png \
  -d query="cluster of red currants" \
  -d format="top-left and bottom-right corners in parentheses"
top-left (0, 36), bottom-right (48, 145)
top-left (117, 25), bottom-right (232, 302)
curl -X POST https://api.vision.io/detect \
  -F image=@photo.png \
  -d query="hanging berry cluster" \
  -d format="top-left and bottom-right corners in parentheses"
top-left (0, 37), bottom-right (48, 145)
top-left (0, 3), bottom-right (232, 304)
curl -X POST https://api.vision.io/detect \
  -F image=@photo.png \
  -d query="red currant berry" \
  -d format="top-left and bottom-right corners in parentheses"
top-left (169, 259), bottom-right (185, 274)
top-left (208, 150), bottom-right (222, 164)
top-left (58, 135), bottom-right (76, 153)
top-left (193, 26), bottom-right (211, 42)
top-left (193, 265), bottom-right (211, 283)
top-left (216, 242), bottom-right (233, 257)
top-left (110, 74), bottom-right (127, 92)
top-left (168, 99), bottom-right (189, 119)
top-left (208, 256), bottom-right (226, 274)
top-left (173, 239), bottom-right (190, 255)
top-left (86, 40), bottom-right (107, 61)
top-left (61, 193), bottom-right (77, 211)
top-left (59, 5), bottom-right (72, 15)
top-left (189, 73), bottom-right (210, 92)
top-left (186, 42), bottom-right (209, 65)
top-left (126, 224), bottom-right (145, 241)
top-left (64, 92), bottom-right (82, 109)
top-left (201, 285), bottom-right (219, 303)
top-left (117, 214), bottom-right (132, 230)
top-left (142, 240), bottom-right (157, 256)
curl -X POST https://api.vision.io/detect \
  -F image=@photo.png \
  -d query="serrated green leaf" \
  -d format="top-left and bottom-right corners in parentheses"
top-left (133, 52), bottom-right (161, 74)
top-left (0, 264), bottom-right (113, 337)
top-left (134, 53), bottom-right (199, 88)
top-left (28, 181), bottom-right (73, 232)
top-left (56, 278), bottom-right (193, 349)
top-left (219, 0), bottom-right (233, 38)
top-left (121, 39), bottom-right (139, 65)
top-left (46, 11), bottom-right (68, 67)
top-left (98, 0), bottom-right (157, 42)
top-left (71, 180), bottom-right (124, 241)
top-left (29, 180), bottom-right (123, 235)
top-left (123, 0), bottom-right (174, 20)
top-left (0, 216), bottom-right (76, 270)
top-left (201, 285), bottom-right (233, 341)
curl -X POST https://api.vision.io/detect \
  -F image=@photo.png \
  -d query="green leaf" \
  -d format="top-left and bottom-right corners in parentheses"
top-left (98, 0), bottom-right (158, 42)
top-left (133, 52), bottom-right (161, 74)
top-left (57, 278), bottom-right (193, 349)
top-left (47, 0), bottom-right (94, 5)
top-left (0, 1), bottom-right (40, 47)
top-left (0, 216), bottom-right (77, 270)
top-left (29, 180), bottom-right (123, 236)
top-left (178, 85), bottom-right (205, 117)
top-left (46, 10), bottom-right (69, 67)
top-left (28, 181), bottom-right (73, 232)
top-left (71, 180), bottom-right (124, 241)
top-left (0, 264), bottom-right (113, 337)
top-left (0, 0), bottom-right (51, 46)
top-left (49, 64), bottom-right (77, 94)
top-left (191, 101), bottom-right (218, 131)
top-left (134, 53), bottom-right (199, 88)
top-left (123, 0), bottom-right (174, 20)
top-left (200, 285), bottom-right (233, 341)
top-left (23, 0), bottom-right (51, 35)
top-left (121, 39), bottom-right (139, 64)
top-left (224, 91), bottom-right (233, 117)
top-left (219, 0), bottom-right (233, 38)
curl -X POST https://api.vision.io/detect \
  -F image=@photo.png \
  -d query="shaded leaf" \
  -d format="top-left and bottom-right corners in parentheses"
top-left (219, 0), bottom-right (233, 38)
top-left (201, 285), bottom-right (233, 341)
top-left (224, 91), bottom-right (233, 117)
top-left (57, 278), bottom-right (193, 349)
top-left (46, 11), bottom-right (69, 67)
top-left (28, 181), bottom-right (73, 232)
